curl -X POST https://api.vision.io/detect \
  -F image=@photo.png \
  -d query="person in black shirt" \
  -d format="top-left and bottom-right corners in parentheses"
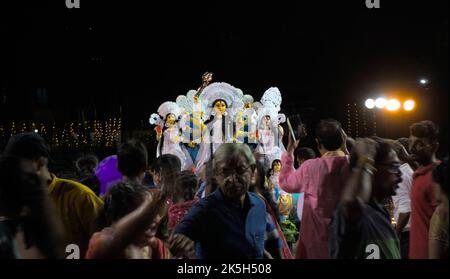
top-left (330, 137), bottom-right (402, 259)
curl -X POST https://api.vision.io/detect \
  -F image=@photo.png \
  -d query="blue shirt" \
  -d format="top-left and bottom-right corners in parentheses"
top-left (174, 188), bottom-right (267, 259)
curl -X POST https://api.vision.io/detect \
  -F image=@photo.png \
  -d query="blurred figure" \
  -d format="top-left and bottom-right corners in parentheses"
top-left (149, 154), bottom-right (182, 242)
top-left (250, 161), bottom-right (293, 259)
top-left (295, 147), bottom-right (316, 167)
top-left (279, 119), bottom-right (349, 259)
top-left (330, 138), bottom-right (401, 259)
top-left (0, 155), bottom-right (64, 258)
top-left (117, 139), bottom-right (149, 185)
top-left (75, 154), bottom-right (100, 196)
top-left (293, 147), bottom-right (317, 227)
top-left (167, 170), bottom-right (199, 235)
top-left (87, 182), bottom-right (169, 259)
top-left (4, 133), bottom-right (103, 258)
top-left (429, 157), bottom-right (448, 259)
top-left (397, 137), bottom-right (418, 169)
top-left (408, 120), bottom-right (441, 259)
top-left (389, 140), bottom-right (414, 258)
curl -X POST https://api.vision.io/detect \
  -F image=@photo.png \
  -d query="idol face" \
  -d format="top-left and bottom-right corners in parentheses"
top-left (262, 115), bottom-right (271, 127)
top-left (213, 100), bottom-right (227, 115)
top-left (166, 114), bottom-right (176, 125)
top-left (273, 161), bottom-right (281, 173)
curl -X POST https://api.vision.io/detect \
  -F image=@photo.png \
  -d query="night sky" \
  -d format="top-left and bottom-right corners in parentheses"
top-left (0, 1), bottom-right (448, 149)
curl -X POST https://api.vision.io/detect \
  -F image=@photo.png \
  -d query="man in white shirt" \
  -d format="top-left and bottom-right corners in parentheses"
top-left (391, 140), bottom-right (415, 259)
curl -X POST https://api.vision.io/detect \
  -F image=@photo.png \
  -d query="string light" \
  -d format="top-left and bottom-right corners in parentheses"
top-left (346, 103), bottom-right (352, 137)
top-left (52, 123), bottom-right (59, 147)
top-left (3, 116), bottom-right (123, 149)
top-left (362, 107), bottom-right (367, 137)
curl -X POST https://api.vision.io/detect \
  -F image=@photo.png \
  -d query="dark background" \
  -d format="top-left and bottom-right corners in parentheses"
top-left (0, 0), bottom-right (448, 155)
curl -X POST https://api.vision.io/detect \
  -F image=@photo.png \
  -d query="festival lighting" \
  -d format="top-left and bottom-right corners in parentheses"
top-left (403, 100), bottom-right (415, 111)
top-left (386, 99), bottom-right (401, 111)
top-left (419, 78), bottom-right (428, 85)
top-left (365, 98), bottom-right (375, 109)
top-left (375, 98), bottom-right (387, 109)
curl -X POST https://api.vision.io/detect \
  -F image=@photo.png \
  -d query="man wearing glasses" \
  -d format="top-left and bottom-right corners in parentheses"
top-left (169, 143), bottom-right (268, 259)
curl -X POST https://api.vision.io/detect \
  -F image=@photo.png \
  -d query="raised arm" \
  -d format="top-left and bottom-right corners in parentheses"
top-left (278, 127), bottom-right (302, 193)
top-left (340, 138), bottom-right (377, 222)
top-left (92, 192), bottom-right (167, 258)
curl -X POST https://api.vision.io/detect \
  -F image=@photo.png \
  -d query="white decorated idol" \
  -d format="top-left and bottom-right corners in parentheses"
top-left (195, 82), bottom-right (242, 171)
top-left (176, 89), bottom-right (208, 168)
top-left (149, 101), bottom-right (194, 170)
top-left (234, 94), bottom-right (258, 146)
top-left (254, 87), bottom-right (286, 170)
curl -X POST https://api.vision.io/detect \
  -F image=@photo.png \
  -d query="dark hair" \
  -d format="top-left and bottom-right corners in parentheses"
top-left (267, 159), bottom-right (282, 177)
top-left (295, 147), bottom-right (316, 161)
top-left (349, 138), bottom-right (394, 170)
top-left (410, 120), bottom-right (439, 144)
top-left (97, 181), bottom-right (149, 229)
top-left (153, 154), bottom-right (181, 174)
top-left (173, 170), bottom-right (198, 202)
top-left (75, 154), bottom-right (98, 177)
top-left (433, 157), bottom-right (448, 197)
top-left (315, 119), bottom-right (343, 151)
top-left (117, 139), bottom-right (148, 178)
top-left (153, 154), bottom-right (182, 195)
top-left (4, 132), bottom-right (50, 160)
top-left (397, 137), bottom-right (410, 151)
top-left (0, 155), bottom-right (64, 258)
top-left (254, 161), bottom-right (281, 222)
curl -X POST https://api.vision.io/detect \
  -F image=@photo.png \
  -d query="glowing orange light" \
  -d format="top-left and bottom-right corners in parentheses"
top-left (403, 100), bottom-right (415, 111)
top-left (386, 99), bottom-right (401, 111)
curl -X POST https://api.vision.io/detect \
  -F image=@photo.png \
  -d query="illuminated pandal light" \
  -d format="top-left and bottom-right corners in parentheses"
top-left (386, 99), bottom-right (401, 111)
top-left (403, 100), bottom-right (415, 111)
top-left (375, 98), bottom-right (387, 109)
top-left (365, 98), bottom-right (375, 109)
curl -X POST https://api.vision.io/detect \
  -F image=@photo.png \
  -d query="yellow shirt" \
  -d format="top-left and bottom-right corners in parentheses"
top-left (48, 175), bottom-right (103, 258)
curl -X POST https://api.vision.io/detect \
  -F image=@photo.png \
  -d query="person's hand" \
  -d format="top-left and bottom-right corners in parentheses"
top-left (168, 234), bottom-right (195, 258)
top-left (286, 129), bottom-right (299, 154)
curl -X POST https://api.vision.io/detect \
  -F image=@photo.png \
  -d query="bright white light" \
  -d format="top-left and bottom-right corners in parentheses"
top-left (403, 100), bottom-right (415, 111)
top-left (386, 99), bottom-right (401, 111)
top-left (365, 99), bottom-right (375, 109)
top-left (34, 129), bottom-right (39, 133)
top-left (420, 79), bottom-right (428, 85)
top-left (375, 98), bottom-right (387, 109)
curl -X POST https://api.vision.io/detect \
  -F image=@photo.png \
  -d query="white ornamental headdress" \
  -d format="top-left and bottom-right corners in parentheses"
top-left (199, 82), bottom-right (243, 118)
top-left (261, 87), bottom-right (282, 111)
top-left (149, 101), bottom-right (181, 127)
top-left (256, 87), bottom-right (285, 126)
top-left (256, 103), bottom-right (286, 126)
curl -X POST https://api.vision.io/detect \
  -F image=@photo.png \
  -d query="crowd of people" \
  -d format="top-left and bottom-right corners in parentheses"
top-left (0, 114), bottom-right (447, 259)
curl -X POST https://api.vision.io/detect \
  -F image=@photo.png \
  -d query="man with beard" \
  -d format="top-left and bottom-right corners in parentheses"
top-left (169, 143), bottom-right (267, 259)
top-left (408, 120), bottom-right (441, 259)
